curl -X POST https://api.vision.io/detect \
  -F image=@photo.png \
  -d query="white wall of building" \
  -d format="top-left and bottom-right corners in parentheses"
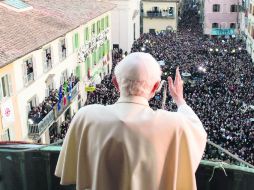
top-left (109, 0), bottom-right (140, 52)
top-left (11, 12), bottom-right (112, 142)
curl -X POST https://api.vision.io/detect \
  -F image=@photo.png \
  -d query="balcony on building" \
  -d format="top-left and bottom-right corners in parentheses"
top-left (143, 7), bottom-right (175, 19)
top-left (28, 77), bottom-right (79, 139)
top-left (0, 142), bottom-right (254, 190)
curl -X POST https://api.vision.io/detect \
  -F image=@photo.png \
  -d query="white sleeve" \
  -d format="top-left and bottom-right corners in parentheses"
top-left (177, 103), bottom-right (207, 171)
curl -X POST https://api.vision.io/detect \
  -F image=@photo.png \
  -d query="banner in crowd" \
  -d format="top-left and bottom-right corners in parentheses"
top-left (211, 28), bottom-right (235, 36)
top-left (85, 86), bottom-right (96, 92)
top-left (0, 98), bottom-right (15, 128)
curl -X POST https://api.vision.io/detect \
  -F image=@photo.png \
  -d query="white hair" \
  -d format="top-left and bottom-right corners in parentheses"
top-left (114, 52), bottom-right (161, 98)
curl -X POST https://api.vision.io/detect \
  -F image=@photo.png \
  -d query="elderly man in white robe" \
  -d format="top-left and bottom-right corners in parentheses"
top-left (55, 52), bottom-right (207, 190)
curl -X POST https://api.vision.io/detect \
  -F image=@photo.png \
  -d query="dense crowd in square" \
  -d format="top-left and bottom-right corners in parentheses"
top-left (85, 9), bottom-right (254, 165)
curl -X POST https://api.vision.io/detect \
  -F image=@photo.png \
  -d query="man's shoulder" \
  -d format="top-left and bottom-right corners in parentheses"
top-left (80, 104), bottom-right (112, 113)
top-left (154, 108), bottom-right (179, 118)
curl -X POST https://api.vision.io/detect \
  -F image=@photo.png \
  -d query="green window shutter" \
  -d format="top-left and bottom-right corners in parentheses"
top-left (101, 18), bottom-right (104, 31)
top-left (86, 27), bottom-right (89, 41)
top-left (93, 51), bottom-right (96, 65)
top-left (97, 21), bottom-right (100, 34)
top-left (76, 66), bottom-right (81, 80)
top-left (105, 16), bottom-right (109, 28)
top-left (73, 33), bottom-right (79, 50)
top-left (76, 33), bottom-right (79, 48)
top-left (106, 40), bottom-right (110, 54)
top-left (91, 23), bottom-right (95, 36)
top-left (96, 48), bottom-right (100, 62)
top-left (88, 57), bottom-right (91, 69)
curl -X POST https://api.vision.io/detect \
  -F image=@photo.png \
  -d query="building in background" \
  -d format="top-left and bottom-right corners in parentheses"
top-left (105, 0), bottom-right (141, 53)
top-left (245, 0), bottom-right (254, 60)
top-left (0, 0), bottom-right (115, 143)
top-left (141, 0), bottom-right (179, 34)
top-left (239, 0), bottom-right (249, 37)
top-left (202, 0), bottom-right (240, 36)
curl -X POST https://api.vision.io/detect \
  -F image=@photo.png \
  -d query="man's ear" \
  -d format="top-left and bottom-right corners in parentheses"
top-left (112, 75), bottom-right (120, 92)
top-left (151, 81), bottom-right (160, 94)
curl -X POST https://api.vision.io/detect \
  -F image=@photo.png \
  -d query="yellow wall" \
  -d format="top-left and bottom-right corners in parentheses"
top-left (143, 1), bottom-right (178, 33)
top-left (143, 17), bottom-right (177, 33)
top-left (143, 1), bottom-right (177, 12)
top-left (0, 63), bottom-right (22, 141)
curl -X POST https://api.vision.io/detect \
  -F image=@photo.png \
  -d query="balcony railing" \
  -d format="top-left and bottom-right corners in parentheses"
top-left (143, 11), bottom-right (174, 19)
top-left (28, 82), bottom-right (79, 137)
top-left (0, 144), bottom-right (254, 190)
top-left (28, 110), bottom-right (55, 137)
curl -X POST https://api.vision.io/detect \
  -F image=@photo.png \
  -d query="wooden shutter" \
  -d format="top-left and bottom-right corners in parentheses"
top-left (7, 74), bottom-right (12, 96)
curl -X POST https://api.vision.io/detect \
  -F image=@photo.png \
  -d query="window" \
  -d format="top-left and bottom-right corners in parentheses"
top-left (59, 38), bottom-right (66, 61)
top-left (23, 57), bottom-right (34, 85)
top-left (105, 16), bottom-right (109, 28)
top-left (45, 82), bottom-right (54, 97)
top-left (60, 70), bottom-right (68, 85)
top-left (213, 4), bottom-right (220, 12)
top-left (230, 5), bottom-right (238, 12)
top-left (168, 7), bottom-right (174, 16)
top-left (43, 47), bottom-right (52, 72)
top-left (91, 23), bottom-right (96, 36)
top-left (0, 74), bottom-right (12, 100)
top-left (230, 23), bottom-right (236, 29)
top-left (101, 18), bottom-right (104, 31)
top-left (212, 23), bottom-right (219, 28)
top-left (84, 27), bottom-right (89, 42)
top-left (97, 20), bottom-right (101, 34)
top-left (73, 33), bottom-right (79, 51)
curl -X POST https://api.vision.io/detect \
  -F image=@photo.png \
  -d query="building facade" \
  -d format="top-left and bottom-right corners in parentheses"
top-left (246, 0), bottom-right (254, 60)
top-left (141, 0), bottom-right (179, 34)
top-left (202, 0), bottom-right (240, 36)
top-left (0, 0), bottom-right (115, 143)
top-left (106, 0), bottom-right (141, 53)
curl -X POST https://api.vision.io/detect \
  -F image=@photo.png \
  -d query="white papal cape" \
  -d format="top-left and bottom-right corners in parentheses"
top-left (55, 96), bottom-right (207, 190)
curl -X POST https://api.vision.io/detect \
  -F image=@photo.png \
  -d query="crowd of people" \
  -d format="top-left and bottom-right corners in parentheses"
top-left (85, 9), bottom-right (254, 165)
top-left (50, 119), bottom-right (71, 144)
top-left (28, 74), bottom-right (79, 124)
